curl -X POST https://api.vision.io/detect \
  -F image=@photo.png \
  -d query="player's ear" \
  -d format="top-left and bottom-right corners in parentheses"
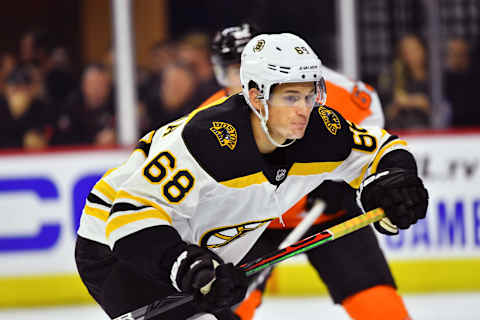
top-left (248, 88), bottom-right (263, 112)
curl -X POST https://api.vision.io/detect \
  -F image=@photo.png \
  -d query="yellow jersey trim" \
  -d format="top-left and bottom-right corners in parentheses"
top-left (185, 96), bottom-right (230, 124)
top-left (94, 180), bottom-right (116, 202)
top-left (114, 190), bottom-right (172, 223)
top-left (219, 161), bottom-right (342, 188)
top-left (102, 167), bottom-right (117, 179)
top-left (220, 172), bottom-right (268, 188)
top-left (370, 140), bottom-right (408, 174)
top-left (288, 161), bottom-right (343, 176)
top-left (133, 148), bottom-right (148, 157)
top-left (84, 205), bottom-right (109, 222)
top-left (348, 161), bottom-right (370, 189)
top-left (106, 209), bottom-right (171, 237)
top-left (140, 130), bottom-right (156, 144)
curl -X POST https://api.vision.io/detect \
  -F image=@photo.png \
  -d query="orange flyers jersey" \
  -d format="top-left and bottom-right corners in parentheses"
top-left (269, 66), bottom-right (385, 228)
top-left (199, 67), bottom-right (385, 229)
top-left (199, 88), bottom-right (229, 108)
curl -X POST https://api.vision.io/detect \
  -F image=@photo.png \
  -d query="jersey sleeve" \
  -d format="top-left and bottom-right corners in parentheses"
top-left (77, 130), bottom-right (156, 245)
top-left (105, 124), bottom-right (207, 249)
top-left (332, 120), bottom-right (409, 189)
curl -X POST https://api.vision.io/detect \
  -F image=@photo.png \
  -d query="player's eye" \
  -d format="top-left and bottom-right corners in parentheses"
top-left (283, 95), bottom-right (300, 104)
top-left (305, 93), bottom-right (316, 106)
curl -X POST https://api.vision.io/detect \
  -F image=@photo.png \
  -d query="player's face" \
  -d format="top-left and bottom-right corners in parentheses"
top-left (226, 63), bottom-right (242, 93)
top-left (267, 82), bottom-right (316, 140)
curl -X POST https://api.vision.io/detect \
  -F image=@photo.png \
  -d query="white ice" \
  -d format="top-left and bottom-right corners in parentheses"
top-left (0, 292), bottom-right (478, 319)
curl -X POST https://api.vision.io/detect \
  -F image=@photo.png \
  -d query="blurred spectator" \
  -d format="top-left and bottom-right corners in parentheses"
top-left (19, 29), bottom-right (52, 71)
top-left (19, 29), bottom-right (76, 109)
top-left (149, 40), bottom-right (176, 75)
top-left (0, 67), bottom-right (51, 150)
top-left (138, 40), bottom-right (176, 106)
top-left (378, 34), bottom-right (431, 129)
top-left (52, 64), bottom-right (116, 146)
top-left (0, 52), bottom-right (17, 93)
top-left (45, 46), bottom-right (76, 107)
top-left (444, 38), bottom-right (480, 128)
top-left (177, 32), bottom-right (220, 104)
top-left (143, 62), bottom-right (197, 131)
top-left (27, 64), bottom-right (47, 101)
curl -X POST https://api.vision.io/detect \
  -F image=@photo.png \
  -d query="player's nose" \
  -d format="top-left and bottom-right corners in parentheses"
top-left (296, 101), bottom-right (311, 117)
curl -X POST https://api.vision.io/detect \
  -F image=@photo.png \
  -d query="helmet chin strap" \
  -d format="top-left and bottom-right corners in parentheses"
top-left (259, 100), bottom-right (296, 148)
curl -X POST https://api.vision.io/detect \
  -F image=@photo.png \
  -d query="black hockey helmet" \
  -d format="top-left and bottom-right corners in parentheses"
top-left (211, 24), bottom-right (259, 87)
top-left (211, 23), bottom-right (257, 67)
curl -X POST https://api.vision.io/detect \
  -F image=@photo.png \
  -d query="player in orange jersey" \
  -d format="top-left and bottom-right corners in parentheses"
top-left (199, 24), bottom-right (254, 108)
top-left (204, 24), bottom-right (411, 320)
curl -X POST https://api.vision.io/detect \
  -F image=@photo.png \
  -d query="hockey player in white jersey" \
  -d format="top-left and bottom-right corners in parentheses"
top-left (75, 33), bottom-right (428, 320)
top-left (207, 25), bottom-right (412, 320)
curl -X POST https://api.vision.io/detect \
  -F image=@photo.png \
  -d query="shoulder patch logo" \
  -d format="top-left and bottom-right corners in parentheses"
top-left (318, 106), bottom-right (341, 135)
top-left (210, 121), bottom-right (238, 150)
top-left (253, 39), bottom-right (265, 52)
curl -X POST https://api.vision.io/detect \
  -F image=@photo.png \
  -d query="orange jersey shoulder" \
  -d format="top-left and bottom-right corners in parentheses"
top-left (323, 66), bottom-right (377, 125)
top-left (325, 80), bottom-right (373, 124)
top-left (198, 89), bottom-right (228, 108)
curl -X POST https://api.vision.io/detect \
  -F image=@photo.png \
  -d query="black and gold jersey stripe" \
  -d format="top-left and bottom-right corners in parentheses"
top-left (135, 130), bottom-right (156, 157)
top-left (87, 193), bottom-right (112, 208)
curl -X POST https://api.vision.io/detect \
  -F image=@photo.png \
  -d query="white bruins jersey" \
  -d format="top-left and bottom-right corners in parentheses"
top-left (77, 94), bottom-right (407, 264)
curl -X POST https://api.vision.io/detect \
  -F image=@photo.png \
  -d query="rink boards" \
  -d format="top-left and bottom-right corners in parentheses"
top-left (1, 132), bottom-right (480, 306)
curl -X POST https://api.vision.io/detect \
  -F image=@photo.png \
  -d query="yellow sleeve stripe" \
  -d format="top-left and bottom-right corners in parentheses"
top-left (115, 190), bottom-right (172, 222)
top-left (102, 168), bottom-right (117, 179)
top-left (220, 172), bottom-right (268, 188)
top-left (106, 209), bottom-right (171, 237)
top-left (348, 162), bottom-right (370, 189)
top-left (370, 139), bottom-right (408, 174)
top-left (94, 180), bottom-right (117, 202)
top-left (84, 205), bottom-right (109, 222)
top-left (289, 161), bottom-right (343, 176)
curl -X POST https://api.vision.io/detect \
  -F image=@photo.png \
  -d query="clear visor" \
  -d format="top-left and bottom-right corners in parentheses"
top-left (267, 78), bottom-right (326, 108)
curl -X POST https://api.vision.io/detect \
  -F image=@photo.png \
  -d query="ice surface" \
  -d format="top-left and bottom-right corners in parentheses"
top-left (1, 292), bottom-right (478, 320)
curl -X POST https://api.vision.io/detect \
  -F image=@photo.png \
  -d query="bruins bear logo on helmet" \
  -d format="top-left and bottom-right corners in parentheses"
top-left (253, 39), bottom-right (265, 52)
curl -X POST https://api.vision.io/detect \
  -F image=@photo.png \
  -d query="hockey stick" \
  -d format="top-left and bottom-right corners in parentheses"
top-left (279, 200), bottom-right (326, 249)
top-left (113, 207), bottom-right (385, 320)
top-left (244, 199), bottom-right (326, 296)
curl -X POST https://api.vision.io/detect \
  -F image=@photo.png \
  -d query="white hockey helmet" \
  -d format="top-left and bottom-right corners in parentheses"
top-left (240, 33), bottom-right (327, 147)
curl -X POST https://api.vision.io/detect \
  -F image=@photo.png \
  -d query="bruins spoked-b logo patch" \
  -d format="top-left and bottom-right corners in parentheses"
top-left (253, 39), bottom-right (265, 52)
top-left (210, 121), bottom-right (238, 150)
top-left (200, 218), bottom-right (274, 248)
top-left (318, 107), bottom-right (341, 135)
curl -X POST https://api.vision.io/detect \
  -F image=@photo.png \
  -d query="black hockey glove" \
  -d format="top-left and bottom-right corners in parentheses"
top-left (170, 244), bottom-right (248, 312)
top-left (306, 180), bottom-right (353, 214)
top-left (359, 168), bottom-right (428, 235)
